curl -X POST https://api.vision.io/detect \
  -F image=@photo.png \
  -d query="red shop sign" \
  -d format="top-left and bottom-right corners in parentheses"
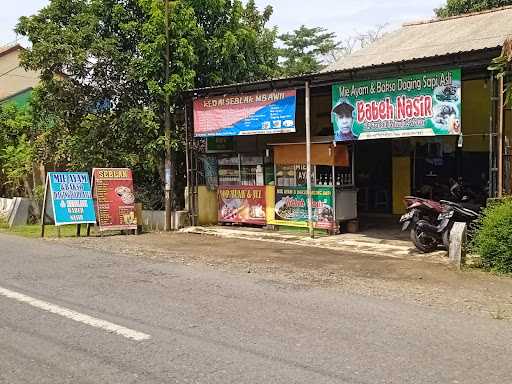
top-left (218, 186), bottom-right (266, 225)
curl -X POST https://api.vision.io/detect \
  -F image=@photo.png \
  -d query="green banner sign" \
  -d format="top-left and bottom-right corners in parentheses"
top-left (274, 186), bottom-right (334, 229)
top-left (332, 69), bottom-right (462, 141)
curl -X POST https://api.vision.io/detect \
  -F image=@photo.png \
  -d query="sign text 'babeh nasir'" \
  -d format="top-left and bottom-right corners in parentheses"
top-left (194, 89), bottom-right (296, 137)
top-left (332, 69), bottom-right (462, 141)
top-left (47, 172), bottom-right (96, 225)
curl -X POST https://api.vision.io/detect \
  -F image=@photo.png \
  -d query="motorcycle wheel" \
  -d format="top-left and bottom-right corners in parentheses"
top-left (410, 227), bottom-right (438, 253)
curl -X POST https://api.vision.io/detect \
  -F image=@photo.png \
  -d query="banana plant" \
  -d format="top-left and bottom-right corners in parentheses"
top-left (488, 38), bottom-right (512, 106)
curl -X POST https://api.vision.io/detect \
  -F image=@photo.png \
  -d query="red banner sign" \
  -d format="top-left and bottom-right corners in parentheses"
top-left (92, 168), bottom-right (137, 231)
top-left (218, 186), bottom-right (266, 225)
top-left (193, 89), bottom-right (296, 137)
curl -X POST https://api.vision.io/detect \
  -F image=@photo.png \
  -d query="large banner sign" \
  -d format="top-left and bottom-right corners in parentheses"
top-left (47, 172), bottom-right (96, 225)
top-left (92, 168), bottom-right (137, 231)
top-left (274, 186), bottom-right (334, 229)
top-left (218, 186), bottom-right (266, 225)
top-left (194, 89), bottom-right (296, 137)
top-left (332, 69), bottom-right (462, 141)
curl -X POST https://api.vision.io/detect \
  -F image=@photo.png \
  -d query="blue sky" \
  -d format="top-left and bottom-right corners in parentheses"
top-left (255, 0), bottom-right (444, 39)
top-left (1, 1), bottom-right (445, 46)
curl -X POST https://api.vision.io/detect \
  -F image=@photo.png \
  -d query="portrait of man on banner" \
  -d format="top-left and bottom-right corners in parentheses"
top-left (332, 99), bottom-right (355, 141)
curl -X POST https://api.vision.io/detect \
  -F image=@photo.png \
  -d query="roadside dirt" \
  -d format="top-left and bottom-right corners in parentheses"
top-left (55, 232), bottom-right (512, 321)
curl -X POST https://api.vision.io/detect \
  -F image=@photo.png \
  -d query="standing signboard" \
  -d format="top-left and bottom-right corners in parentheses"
top-left (194, 89), bottom-right (297, 137)
top-left (41, 172), bottom-right (96, 233)
top-left (273, 186), bottom-right (334, 229)
top-left (332, 69), bottom-right (462, 141)
top-left (91, 168), bottom-right (137, 231)
top-left (218, 186), bottom-right (266, 225)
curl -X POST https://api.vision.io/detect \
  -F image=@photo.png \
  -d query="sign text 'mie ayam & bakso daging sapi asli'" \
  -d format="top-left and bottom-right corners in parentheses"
top-left (193, 89), bottom-right (296, 137)
top-left (332, 69), bottom-right (462, 141)
top-left (46, 172), bottom-right (96, 225)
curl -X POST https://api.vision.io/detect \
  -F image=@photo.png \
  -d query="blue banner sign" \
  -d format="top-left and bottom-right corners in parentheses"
top-left (194, 89), bottom-right (297, 137)
top-left (48, 172), bottom-right (96, 225)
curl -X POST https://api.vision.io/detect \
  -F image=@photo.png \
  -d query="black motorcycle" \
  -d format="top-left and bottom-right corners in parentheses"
top-left (412, 200), bottom-right (480, 253)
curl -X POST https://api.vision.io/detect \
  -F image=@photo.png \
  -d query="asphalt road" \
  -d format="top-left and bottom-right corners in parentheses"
top-left (0, 233), bottom-right (510, 384)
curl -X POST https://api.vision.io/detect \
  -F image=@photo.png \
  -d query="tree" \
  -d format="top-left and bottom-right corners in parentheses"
top-left (0, 103), bottom-right (33, 197)
top-left (15, 0), bottom-right (280, 209)
top-left (0, 100), bottom-right (45, 218)
top-left (278, 25), bottom-right (340, 76)
top-left (15, 0), bottom-right (168, 165)
top-left (435, 0), bottom-right (512, 17)
top-left (189, 0), bottom-right (280, 87)
top-left (15, 0), bottom-right (200, 209)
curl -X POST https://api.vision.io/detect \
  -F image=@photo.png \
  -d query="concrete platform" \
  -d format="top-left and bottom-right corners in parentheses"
top-left (180, 225), bottom-right (449, 263)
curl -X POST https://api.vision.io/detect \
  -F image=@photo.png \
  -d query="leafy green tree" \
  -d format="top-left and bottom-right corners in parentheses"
top-left (15, 0), bottom-right (279, 209)
top-left (435, 0), bottom-right (512, 17)
top-left (190, 0), bottom-right (279, 87)
top-left (1, 135), bottom-right (34, 194)
top-left (278, 25), bottom-right (340, 76)
top-left (0, 102), bottom-right (39, 216)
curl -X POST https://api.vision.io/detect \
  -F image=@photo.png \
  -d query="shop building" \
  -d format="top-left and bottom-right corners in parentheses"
top-left (183, 7), bottom-right (512, 234)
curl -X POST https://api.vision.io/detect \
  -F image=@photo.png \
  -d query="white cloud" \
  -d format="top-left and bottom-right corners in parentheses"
top-left (254, 0), bottom-right (445, 38)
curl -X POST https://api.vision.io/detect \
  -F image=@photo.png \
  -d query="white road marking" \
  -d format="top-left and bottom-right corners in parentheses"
top-left (0, 286), bottom-right (151, 341)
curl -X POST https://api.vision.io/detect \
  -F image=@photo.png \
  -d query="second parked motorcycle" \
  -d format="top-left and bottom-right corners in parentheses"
top-left (399, 196), bottom-right (443, 232)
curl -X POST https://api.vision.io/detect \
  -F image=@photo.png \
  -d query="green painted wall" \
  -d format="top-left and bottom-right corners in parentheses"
top-left (1, 89), bottom-right (32, 107)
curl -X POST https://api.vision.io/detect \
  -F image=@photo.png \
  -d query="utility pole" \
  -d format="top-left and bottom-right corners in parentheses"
top-left (164, 0), bottom-right (173, 230)
top-left (305, 80), bottom-right (314, 238)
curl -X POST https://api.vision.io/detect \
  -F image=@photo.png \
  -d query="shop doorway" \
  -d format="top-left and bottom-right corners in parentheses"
top-left (412, 137), bottom-right (488, 206)
top-left (412, 137), bottom-right (457, 201)
top-left (355, 140), bottom-right (393, 215)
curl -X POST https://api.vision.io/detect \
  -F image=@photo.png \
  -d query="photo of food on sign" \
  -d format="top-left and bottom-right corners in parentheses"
top-left (275, 198), bottom-right (333, 223)
top-left (218, 186), bottom-right (266, 225)
top-left (434, 83), bottom-right (460, 103)
top-left (220, 200), bottom-right (265, 221)
top-left (274, 187), bottom-right (334, 228)
top-left (434, 104), bottom-right (460, 134)
top-left (115, 186), bottom-right (135, 205)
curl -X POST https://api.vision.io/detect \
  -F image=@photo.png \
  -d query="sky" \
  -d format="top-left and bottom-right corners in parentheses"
top-left (1, 0), bottom-right (445, 47)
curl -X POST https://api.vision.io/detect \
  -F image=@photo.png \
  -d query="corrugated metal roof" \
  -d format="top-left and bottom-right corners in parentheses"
top-left (324, 6), bottom-right (512, 73)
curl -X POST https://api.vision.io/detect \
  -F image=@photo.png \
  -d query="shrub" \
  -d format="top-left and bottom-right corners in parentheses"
top-left (472, 198), bottom-right (512, 273)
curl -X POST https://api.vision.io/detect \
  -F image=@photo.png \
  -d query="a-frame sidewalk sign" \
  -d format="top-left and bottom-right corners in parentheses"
top-left (40, 172), bottom-right (97, 238)
top-left (87, 168), bottom-right (138, 236)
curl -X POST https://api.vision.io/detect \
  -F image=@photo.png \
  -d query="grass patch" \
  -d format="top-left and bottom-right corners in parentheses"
top-left (0, 221), bottom-right (98, 238)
